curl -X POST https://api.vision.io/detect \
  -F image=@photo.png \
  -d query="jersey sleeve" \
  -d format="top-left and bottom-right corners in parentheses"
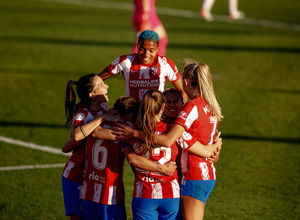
top-left (165, 57), bottom-right (181, 82)
top-left (176, 131), bottom-right (197, 150)
top-left (107, 55), bottom-right (128, 76)
top-left (174, 102), bottom-right (197, 131)
top-left (72, 109), bottom-right (89, 126)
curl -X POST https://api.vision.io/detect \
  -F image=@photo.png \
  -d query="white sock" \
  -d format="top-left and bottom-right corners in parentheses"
top-left (202, 0), bottom-right (216, 12)
top-left (228, 0), bottom-right (238, 13)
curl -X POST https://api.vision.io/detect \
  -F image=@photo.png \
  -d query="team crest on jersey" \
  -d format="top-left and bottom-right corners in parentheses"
top-left (150, 67), bottom-right (158, 76)
top-left (74, 113), bottom-right (85, 121)
top-left (111, 57), bottom-right (120, 66)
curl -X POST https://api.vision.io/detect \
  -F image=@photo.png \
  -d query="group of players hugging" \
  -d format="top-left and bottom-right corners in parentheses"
top-left (61, 29), bottom-right (223, 220)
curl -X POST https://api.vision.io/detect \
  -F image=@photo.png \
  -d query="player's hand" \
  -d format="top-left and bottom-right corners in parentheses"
top-left (112, 122), bottom-right (136, 139)
top-left (161, 161), bottom-right (177, 176)
top-left (208, 132), bottom-right (222, 163)
top-left (208, 147), bottom-right (220, 163)
top-left (102, 114), bottom-right (123, 124)
top-left (105, 108), bottom-right (117, 115)
top-left (214, 131), bottom-right (222, 150)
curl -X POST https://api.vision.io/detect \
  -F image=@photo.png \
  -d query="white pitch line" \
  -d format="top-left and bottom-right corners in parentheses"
top-left (38, 0), bottom-right (300, 31)
top-left (0, 135), bottom-right (71, 157)
top-left (0, 163), bottom-right (66, 171)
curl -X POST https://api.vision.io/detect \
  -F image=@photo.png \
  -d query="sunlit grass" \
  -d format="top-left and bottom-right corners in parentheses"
top-left (0, 0), bottom-right (299, 219)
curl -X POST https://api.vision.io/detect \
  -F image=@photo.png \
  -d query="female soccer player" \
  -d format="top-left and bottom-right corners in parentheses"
top-left (162, 88), bottom-right (221, 184)
top-left (62, 73), bottom-right (110, 220)
top-left (132, 0), bottom-right (168, 56)
top-left (98, 30), bottom-right (188, 103)
top-left (156, 59), bottom-right (223, 220)
top-left (121, 90), bottom-right (181, 219)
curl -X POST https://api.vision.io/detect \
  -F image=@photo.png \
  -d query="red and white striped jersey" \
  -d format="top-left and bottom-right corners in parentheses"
top-left (107, 54), bottom-right (180, 100)
top-left (132, 121), bottom-right (180, 199)
top-left (175, 96), bottom-right (219, 181)
top-left (81, 122), bottom-right (125, 205)
top-left (62, 105), bottom-right (108, 183)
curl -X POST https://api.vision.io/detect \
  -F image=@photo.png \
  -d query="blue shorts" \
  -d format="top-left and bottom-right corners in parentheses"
top-left (181, 179), bottom-right (215, 205)
top-left (132, 197), bottom-right (180, 220)
top-left (61, 175), bottom-right (82, 217)
top-left (82, 199), bottom-right (127, 220)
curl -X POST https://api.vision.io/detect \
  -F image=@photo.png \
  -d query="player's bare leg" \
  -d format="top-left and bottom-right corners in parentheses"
top-left (200, 0), bottom-right (215, 22)
top-left (70, 215), bottom-right (81, 220)
top-left (153, 24), bottom-right (168, 56)
top-left (228, 0), bottom-right (245, 20)
top-left (181, 195), bottom-right (205, 220)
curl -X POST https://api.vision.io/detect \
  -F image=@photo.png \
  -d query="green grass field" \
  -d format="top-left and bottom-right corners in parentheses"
top-left (0, 0), bottom-right (299, 219)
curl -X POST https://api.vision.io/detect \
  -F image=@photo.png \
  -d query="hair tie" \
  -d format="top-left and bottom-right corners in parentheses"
top-left (80, 125), bottom-right (87, 138)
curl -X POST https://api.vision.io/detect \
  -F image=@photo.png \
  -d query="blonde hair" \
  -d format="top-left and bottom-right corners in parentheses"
top-left (136, 89), bottom-right (166, 154)
top-left (182, 58), bottom-right (223, 121)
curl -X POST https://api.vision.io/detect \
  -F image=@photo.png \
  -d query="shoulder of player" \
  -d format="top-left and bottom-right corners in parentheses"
top-left (74, 107), bottom-right (89, 118)
top-left (157, 56), bottom-right (176, 65)
top-left (193, 96), bottom-right (209, 107)
top-left (179, 100), bottom-right (200, 117)
top-left (157, 56), bottom-right (178, 72)
top-left (71, 108), bottom-right (89, 126)
top-left (99, 102), bottom-right (109, 113)
top-left (110, 54), bottom-right (134, 67)
top-left (188, 97), bottom-right (211, 116)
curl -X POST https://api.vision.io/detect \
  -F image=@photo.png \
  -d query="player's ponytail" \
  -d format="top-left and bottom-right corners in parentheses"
top-left (64, 80), bottom-right (77, 125)
top-left (182, 59), bottom-right (223, 121)
top-left (64, 74), bottom-right (96, 125)
top-left (136, 89), bottom-right (166, 154)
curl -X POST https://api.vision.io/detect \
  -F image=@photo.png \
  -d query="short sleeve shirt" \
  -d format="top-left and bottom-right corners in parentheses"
top-left (81, 122), bottom-right (125, 205)
top-left (130, 121), bottom-right (180, 199)
top-left (62, 104), bottom-right (108, 182)
top-left (107, 54), bottom-right (180, 100)
top-left (175, 96), bottom-right (219, 181)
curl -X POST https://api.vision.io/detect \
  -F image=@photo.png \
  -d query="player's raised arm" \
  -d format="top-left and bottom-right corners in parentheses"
top-left (172, 78), bottom-right (188, 104)
top-left (98, 66), bottom-right (112, 80)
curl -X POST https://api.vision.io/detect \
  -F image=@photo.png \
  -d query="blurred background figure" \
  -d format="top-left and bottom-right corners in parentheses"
top-left (200, 0), bottom-right (245, 21)
top-left (132, 0), bottom-right (168, 56)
